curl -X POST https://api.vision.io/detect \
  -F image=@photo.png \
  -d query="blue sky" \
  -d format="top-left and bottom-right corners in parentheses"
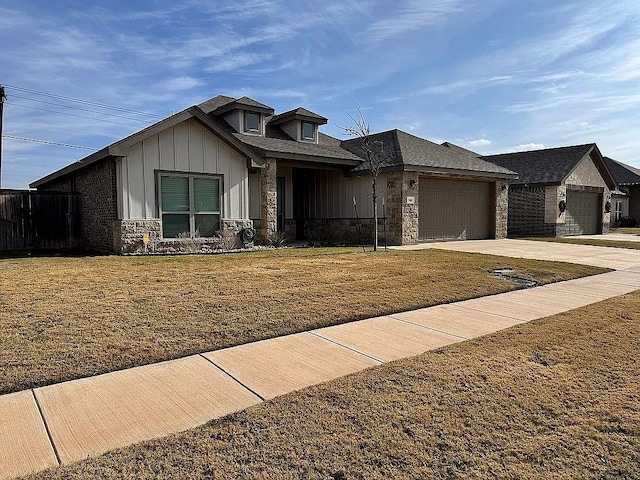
top-left (1, 0), bottom-right (640, 188)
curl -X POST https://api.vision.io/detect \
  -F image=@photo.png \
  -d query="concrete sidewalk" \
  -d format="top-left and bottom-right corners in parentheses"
top-left (3, 243), bottom-right (640, 478)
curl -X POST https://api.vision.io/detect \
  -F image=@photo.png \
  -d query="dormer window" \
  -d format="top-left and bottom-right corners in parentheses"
top-left (244, 112), bottom-right (261, 133)
top-left (301, 121), bottom-right (315, 141)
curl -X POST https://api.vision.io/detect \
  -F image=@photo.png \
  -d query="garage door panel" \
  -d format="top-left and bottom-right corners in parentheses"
top-left (565, 190), bottom-right (600, 235)
top-left (419, 178), bottom-right (491, 241)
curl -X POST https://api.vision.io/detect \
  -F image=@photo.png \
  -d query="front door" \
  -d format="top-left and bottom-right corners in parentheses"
top-left (277, 176), bottom-right (285, 232)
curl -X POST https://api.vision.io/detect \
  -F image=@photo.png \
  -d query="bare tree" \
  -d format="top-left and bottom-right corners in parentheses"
top-left (341, 105), bottom-right (385, 251)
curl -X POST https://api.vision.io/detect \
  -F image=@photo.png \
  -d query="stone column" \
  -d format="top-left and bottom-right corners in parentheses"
top-left (386, 171), bottom-right (419, 245)
top-left (494, 180), bottom-right (509, 239)
top-left (259, 157), bottom-right (277, 243)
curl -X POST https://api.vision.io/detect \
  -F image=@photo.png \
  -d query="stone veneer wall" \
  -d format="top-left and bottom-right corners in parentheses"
top-left (114, 219), bottom-right (254, 254)
top-left (258, 158), bottom-right (277, 243)
top-left (38, 159), bottom-right (117, 253)
top-left (494, 180), bottom-right (509, 239)
top-left (507, 186), bottom-right (557, 237)
top-left (386, 171), bottom-right (418, 245)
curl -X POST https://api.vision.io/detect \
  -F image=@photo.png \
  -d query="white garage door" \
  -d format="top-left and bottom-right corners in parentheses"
top-left (565, 190), bottom-right (600, 235)
top-left (419, 178), bottom-right (492, 241)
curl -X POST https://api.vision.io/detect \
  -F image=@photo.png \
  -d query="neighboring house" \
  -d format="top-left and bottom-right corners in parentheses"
top-left (483, 144), bottom-right (616, 237)
top-left (30, 95), bottom-right (516, 254)
top-left (603, 157), bottom-right (640, 225)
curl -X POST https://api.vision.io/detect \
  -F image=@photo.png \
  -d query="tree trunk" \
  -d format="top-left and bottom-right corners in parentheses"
top-left (372, 175), bottom-right (378, 251)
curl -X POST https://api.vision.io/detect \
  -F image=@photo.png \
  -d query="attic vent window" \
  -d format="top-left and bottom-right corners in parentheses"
top-left (301, 121), bottom-right (315, 141)
top-left (244, 112), bottom-right (261, 133)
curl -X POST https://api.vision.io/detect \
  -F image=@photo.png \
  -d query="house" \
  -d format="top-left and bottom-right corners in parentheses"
top-left (483, 144), bottom-right (616, 237)
top-left (602, 157), bottom-right (640, 226)
top-left (30, 95), bottom-right (516, 254)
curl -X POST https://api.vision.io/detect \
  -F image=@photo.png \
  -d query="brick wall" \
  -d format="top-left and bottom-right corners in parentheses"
top-left (39, 159), bottom-right (117, 253)
top-left (507, 186), bottom-right (557, 237)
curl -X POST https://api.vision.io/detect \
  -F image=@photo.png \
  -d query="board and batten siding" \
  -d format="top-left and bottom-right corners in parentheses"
top-left (116, 118), bottom-right (250, 220)
top-left (249, 167), bottom-right (376, 220)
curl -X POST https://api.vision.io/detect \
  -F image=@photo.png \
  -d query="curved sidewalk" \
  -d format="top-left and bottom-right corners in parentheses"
top-left (3, 240), bottom-right (640, 479)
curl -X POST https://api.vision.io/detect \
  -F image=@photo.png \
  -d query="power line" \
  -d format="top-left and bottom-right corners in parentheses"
top-left (2, 135), bottom-right (99, 151)
top-left (4, 84), bottom-right (163, 119)
top-left (3, 84), bottom-right (163, 119)
top-left (6, 101), bottom-right (147, 128)
top-left (9, 94), bottom-right (154, 124)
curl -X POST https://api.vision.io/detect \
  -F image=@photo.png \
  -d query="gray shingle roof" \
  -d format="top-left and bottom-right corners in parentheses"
top-left (482, 144), bottom-right (597, 185)
top-left (197, 95), bottom-right (235, 114)
top-left (603, 157), bottom-right (640, 186)
top-left (342, 130), bottom-right (516, 178)
top-left (206, 95), bottom-right (275, 116)
top-left (270, 107), bottom-right (328, 125)
top-left (233, 131), bottom-right (363, 164)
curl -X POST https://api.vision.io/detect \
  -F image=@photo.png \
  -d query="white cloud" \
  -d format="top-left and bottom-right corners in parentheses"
top-left (515, 143), bottom-right (545, 152)
top-left (468, 139), bottom-right (491, 147)
top-left (366, 0), bottom-right (464, 42)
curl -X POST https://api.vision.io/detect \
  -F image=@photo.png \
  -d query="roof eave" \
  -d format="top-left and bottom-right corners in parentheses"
top-left (401, 164), bottom-right (518, 180)
top-left (261, 150), bottom-right (362, 166)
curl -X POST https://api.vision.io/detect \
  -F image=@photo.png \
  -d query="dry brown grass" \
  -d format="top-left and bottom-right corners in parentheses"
top-left (525, 236), bottom-right (640, 250)
top-left (1, 248), bottom-right (604, 394)
top-left (611, 227), bottom-right (640, 235)
top-left (25, 290), bottom-right (640, 480)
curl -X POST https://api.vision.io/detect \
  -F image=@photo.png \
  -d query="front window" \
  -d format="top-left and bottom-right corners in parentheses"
top-left (244, 111), bottom-right (261, 133)
top-left (615, 200), bottom-right (623, 222)
top-left (301, 121), bottom-right (315, 141)
top-left (160, 174), bottom-right (221, 238)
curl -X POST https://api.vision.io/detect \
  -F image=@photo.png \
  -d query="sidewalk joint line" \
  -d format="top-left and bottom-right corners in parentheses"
top-left (31, 389), bottom-right (61, 466)
top-left (198, 354), bottom-right (266, 402)
top-left (308, 331), bottom-right (384, 364)
top-left (386, 315), bottom-right (469, 340)
top-left (452, 305), bottom-right (526, 323)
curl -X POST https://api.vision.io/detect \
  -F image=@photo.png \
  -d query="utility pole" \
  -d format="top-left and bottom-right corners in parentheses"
top-left (0, 85), bottom-right (6, 189)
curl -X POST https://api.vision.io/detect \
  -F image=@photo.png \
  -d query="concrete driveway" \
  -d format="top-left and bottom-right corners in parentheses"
top-left (391, 238), bottom-right (640, 270)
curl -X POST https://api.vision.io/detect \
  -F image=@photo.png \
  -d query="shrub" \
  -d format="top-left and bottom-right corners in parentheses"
top-left (615, 216), bottom-right (638, 228)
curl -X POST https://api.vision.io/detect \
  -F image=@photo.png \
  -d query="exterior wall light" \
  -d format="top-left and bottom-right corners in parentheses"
top-left (558, 200), bottom-right (567, 213)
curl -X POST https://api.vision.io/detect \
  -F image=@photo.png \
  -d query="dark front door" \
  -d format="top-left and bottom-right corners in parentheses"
top-left (276, 176), bottom-right (285, 232)
top-left (292, 168), bottom-right (312, 240)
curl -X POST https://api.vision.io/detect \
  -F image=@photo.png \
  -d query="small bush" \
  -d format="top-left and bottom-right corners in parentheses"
top-left (614, 216), bottom-right (638, 228)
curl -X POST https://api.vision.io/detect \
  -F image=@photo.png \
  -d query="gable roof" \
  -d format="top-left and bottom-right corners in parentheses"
top-left (210, 96), bottom-right (275, 116)
top-left (603, 157), bottom-right (640, 186)
top-left (482, 144), bottom-right (615, 187)
top-left (270, 107), bottom-right (328, 126)
top-left (342, 130), bottom-right (517, 179)
top-left (30, 106), bottom-right (265, 188)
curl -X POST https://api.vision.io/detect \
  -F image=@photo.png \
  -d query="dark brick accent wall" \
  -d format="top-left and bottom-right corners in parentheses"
top-left (629, 186), bottom-right (640, 223)
top-left (39, 159), bottom-right (117, 253)
top-left (507, 186), bottom-right (556, 237)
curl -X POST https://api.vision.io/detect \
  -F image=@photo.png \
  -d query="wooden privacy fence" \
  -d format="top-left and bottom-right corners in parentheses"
top-left (0, 191), bottom-right (81, 250)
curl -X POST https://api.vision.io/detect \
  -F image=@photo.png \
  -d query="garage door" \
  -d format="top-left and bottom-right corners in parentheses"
top-left (419, 178), bottom-right (491, 241)
top-left (565, 190), bottom-right (600, 235)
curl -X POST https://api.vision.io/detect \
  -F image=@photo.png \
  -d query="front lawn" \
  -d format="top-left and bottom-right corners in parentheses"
top-left (25, 289), bottom-right (640, 479)
top-left (1, 248), bottom-right (604, 394)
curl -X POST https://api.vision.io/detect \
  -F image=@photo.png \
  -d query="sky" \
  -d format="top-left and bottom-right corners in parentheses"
top-left (1, 0), bottom-right (640, 188)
